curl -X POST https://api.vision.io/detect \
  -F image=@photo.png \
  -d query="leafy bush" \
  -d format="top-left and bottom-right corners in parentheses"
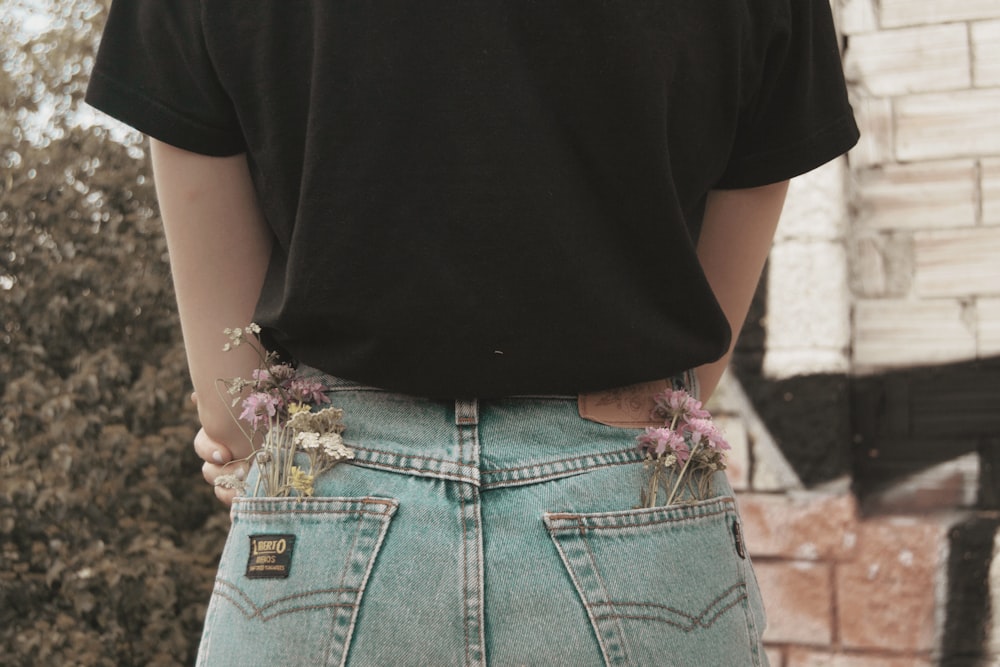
top-left (1, 3), bottom-right (228, 664)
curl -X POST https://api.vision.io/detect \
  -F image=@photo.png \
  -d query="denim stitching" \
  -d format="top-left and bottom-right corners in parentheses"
top-left (233, 509), bottom-right (393, 518)
top-left (592, 596), bottom-right (748, 632)
top-left (349, 445), bottom-right (479, 473)
top-left (232, 497), bottom-right (396, 513)
top-left (348, 457), bottom-right (480, 485)
top-left (588, 583), bottom-right (746, 623)
top-left (457, 422), bottom-right (471, 666)
top-left (480, 459), bottom-right (641, 490)
top-left (212, 590), bottom-right (358, 622)
top-left (546, 533), bottom-right (614, 666)
top-left (347, 508), bottom-right (396, 666)
top-left (545, 499), bottom-right (735, 530)
top-left (580, 531), bottom-right (632, 665)
top-left (484, 447), bottom-right (641, 474)
top-left (335, 513), bottom-right (365, 596)
top-left (469, 437), bottom-right (486, 665)
top-left (213, 579), bottom-right (358, 617)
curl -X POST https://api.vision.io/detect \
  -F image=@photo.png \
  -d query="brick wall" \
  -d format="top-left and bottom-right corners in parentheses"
top-left (840, 0), bottom-right (1000, 371)
top-left (725, 2), bottom-right (1000, 665)
top-left (709, 374), bottom-right (956, 667)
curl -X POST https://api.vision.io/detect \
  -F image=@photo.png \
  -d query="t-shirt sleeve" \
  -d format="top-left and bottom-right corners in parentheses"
top-left (716, 0), bottom-right (859, 189)
top-left (84, 0), bottom-right (245, 156)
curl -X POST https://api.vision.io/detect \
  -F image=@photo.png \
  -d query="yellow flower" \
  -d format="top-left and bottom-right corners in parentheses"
top-left (287, 402), bottom-right (311, 416)
top-left (287, 466), bottom-right (315, 497)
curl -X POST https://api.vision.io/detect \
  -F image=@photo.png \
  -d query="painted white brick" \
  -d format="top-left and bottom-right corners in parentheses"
top-left (765, 241), bottom-right (850, 375)
top-left (914, 227), bottom-right (1000, 297)
top-left (854, 299), bottom-right (976, 367)
top-left (854, 160), bottom-right (977, 230)
top-left (844, 24), bottom-right (970, 95)
top-left (880, 0), bottom-right (1000, 28)
top-left (896, 88), bottom-right (1000, 161)
top-left (849, 94), bottom-right (894, 169)
top-left (984, 158), bottom-right (1000, 225)
top-left (978, 297), bottom-right (1000, 355)
top-left (973, 20), bottom-right (1000, 87)
top-left (849, 233), bottom-right (914, 298)
top-left (762, 349), bottom-right (851, 378)
top-left (776, 159), bottom-right (848, 242)
top-left (838, 0), bottom-right (879, 35)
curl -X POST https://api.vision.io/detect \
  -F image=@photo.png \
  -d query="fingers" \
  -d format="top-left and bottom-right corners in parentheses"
top-left (203, 459), bottom-right (246, 507)
top-left (194, 426), bottom-right (249, 507)
top-left (194, 426), bottom-right (231, 466)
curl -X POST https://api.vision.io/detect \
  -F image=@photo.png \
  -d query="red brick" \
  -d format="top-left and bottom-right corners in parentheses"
top-left (765, 644), bottom-right (787, 667)
top-left (836, 517), bottom-right (948, 652)
top-left (786, 648), bottom-right (933, 667)
top-left (738, 492), bottom-right (858, 561)
top-left (755, 561), bottom-right (833, 646)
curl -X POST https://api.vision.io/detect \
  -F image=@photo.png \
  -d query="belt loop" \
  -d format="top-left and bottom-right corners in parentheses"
top-left (455, 398), bottom-right (480, 426)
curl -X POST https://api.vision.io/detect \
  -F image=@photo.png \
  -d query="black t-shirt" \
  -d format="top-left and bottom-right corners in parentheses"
top-left (86, 0), bottom-right (858, 397)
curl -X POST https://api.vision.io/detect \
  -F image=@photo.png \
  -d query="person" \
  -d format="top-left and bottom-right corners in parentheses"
top-left (86, 1), bottom-right (858, 664)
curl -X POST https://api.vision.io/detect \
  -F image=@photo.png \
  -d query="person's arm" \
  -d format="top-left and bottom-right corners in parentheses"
top-left (694, 180), bottom-right (789, 401)
top-left (149, 139), bottom-right (273, 504)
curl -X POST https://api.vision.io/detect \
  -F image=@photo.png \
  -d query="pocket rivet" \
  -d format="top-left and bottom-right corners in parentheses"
top-left (732, 521), bottom-right (747, 559)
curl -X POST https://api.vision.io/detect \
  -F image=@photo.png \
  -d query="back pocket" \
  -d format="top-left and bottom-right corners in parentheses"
top-left (543, 496), bottom-right (762, 667)
top-left (197, 496), bottom-right (398, 667)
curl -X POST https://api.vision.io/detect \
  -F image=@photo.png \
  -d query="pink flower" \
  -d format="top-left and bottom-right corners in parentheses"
top-left (637, 427), bottom-right (689, 462)
top-left (685, 417), bottom-right (730, 451)
top-left (651, 388), bottom-right (709, 422)
top-left (269, 364), bottom-right (296, 383)
top-left (252, 368), bottom-right (272, 383)
top-left (239, 391), bottom-right (280, 429)
top-left (289, 377), bottom-right (330, 405)
top-left (685, 399), bottom-right (711, 421)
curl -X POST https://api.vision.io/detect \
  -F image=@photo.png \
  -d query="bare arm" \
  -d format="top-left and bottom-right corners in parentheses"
top-left (694, 181), bottom-right (789, 400)
top-left (149, 139), bottom-right (273, 502)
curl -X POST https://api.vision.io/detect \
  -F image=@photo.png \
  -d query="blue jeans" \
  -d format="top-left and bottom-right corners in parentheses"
top-left (196, 373), bottom-right (768, 666)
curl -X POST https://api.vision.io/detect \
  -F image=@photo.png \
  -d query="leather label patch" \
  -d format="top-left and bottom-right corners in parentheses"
top-left (577, 379), bottom-right (672, 428)
top-left (246, 534), bottom-right (296, 579)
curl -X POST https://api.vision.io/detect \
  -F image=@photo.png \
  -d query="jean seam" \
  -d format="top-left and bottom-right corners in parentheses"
top-left (323, 520), bottom-right (368, 665)
top-left (545, 502), bottom-right (735, 531)
top-left (481, 451), bottom-right (642, 488)
top-left (580, 532), bottom-right (633, 665)
top-left (589, 583), bottom-right (748, 630)
top-left (546, 533), bottom-right (614, 666)
top-left (481, 459), bottom-right (641, 490)
top-left (484, 447), bottom-right (640, 474)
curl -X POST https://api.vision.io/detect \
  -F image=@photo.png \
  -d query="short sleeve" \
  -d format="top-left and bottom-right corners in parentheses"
top-left (716, 0), bottom-right (859, 189)
top-left (85, 0), bottom-right (245, 156)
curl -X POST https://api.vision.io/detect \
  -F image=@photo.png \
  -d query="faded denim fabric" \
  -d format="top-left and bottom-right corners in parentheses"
top-left (196, 373), bottom-right (767, 666)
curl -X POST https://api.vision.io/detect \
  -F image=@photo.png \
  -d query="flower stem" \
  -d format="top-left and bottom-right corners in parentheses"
top-left (646, 460), bottom-right (661, 508)
top-left (665, 440), bottom-right (703, 506)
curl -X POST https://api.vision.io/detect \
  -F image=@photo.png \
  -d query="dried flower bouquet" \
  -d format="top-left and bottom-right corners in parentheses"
top-left (213, 324), bottom-right (353, 498)
top-left (636, 388), bottom-right (730, 508)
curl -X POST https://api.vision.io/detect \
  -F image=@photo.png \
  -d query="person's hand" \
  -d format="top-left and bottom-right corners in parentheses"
top-left (191, 392), bottom-right (249, 507)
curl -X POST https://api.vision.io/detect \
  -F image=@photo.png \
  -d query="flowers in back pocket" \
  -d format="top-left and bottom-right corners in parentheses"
top-left (636, 387), bottom-right (729, 508)
top-left (216, 324), bottom-right (354, 498)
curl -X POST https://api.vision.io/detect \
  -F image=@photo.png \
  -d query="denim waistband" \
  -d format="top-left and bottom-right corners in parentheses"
top-left (291, 366), bottom-right (682, 491)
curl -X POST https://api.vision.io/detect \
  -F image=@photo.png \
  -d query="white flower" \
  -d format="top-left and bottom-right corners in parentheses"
top-left (214, 474), bottom-right (246, 491)
top-left (319, 432), bottom-right (353, 460)
top-left (287, 406), bottom-right (345, 434)
top-left (295, 431), bottom-right (322, 450)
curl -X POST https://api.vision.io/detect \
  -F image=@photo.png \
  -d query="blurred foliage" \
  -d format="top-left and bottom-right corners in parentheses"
top-left (1, 2), bottom-right (229, 665)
